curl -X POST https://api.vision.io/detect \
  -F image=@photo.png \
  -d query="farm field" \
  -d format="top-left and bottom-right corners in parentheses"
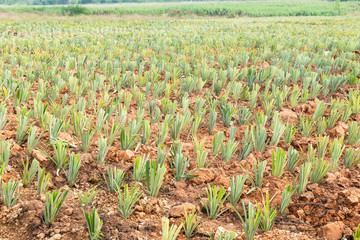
top-left (0, 15), bottom-right (360, 240)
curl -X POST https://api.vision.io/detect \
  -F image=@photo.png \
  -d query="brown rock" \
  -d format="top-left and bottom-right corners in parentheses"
top-left (72, 208), bottom-right (84, 220)
top-left (352, 213), bottom-right (360, 228)
top-left (339, 189), bottom-right (359, 206)
top-left (88, 174), bottom-right (99, 184)
top-left (279, 109), bottom-right (297, 124)
top-left (338, 122), bottom-right (348, 131)
top-left (10, 140), bottom-right (22, 154)
top-left (344, 227), bottom-right (353, 237)
top-left (189, 168), bottom-right (216, 185)
top-left (182, 143), bottom-right (194, 152)
top-left (80, 153), bottom-right (93, 164)
top-left (300, 191), bottom-right (314, 202)
top-left (348, 194), bottom-right (359, 205)
top-left (170, 203), bottom-right (197, 217)
top-left (54, 176), bottom-right (66, 185)
top-left (52, 234), bottom-right (62, 240)
top-left (296, 209), bottom-right (305, 218)
top-left (322, 222), bottom-right (345, 240)
top-left (63, 208), bottom-right (73, 216)
top-left (23, 200), bottom-right (43, 215)
top-left (325, 173), bottom-right (337, 185)
top-left (309, 99), bottom-right (319, 109)
top-left (197, 221), bottom-right (218, 236)
top-left (117, 150), bottom-right (134, 161)
top-left (58, 132), bottom-right (74, 144)
top-left (241, 153), bottom-right (256, 169)
top-left (334, 125), bottom-right (345, 137)
top-left (173, 180), bottom-right (187, 189)
top-left (215, 177), bottom-right (231, 189)
top-left (261, 61), bottom-right (270, 68)
top-left (339, 177), bottom-right (351, 187)
top-left (29, 217), bottom-right (42, 229)
top-left (32, 149), bottom-right (48, 162)
top-left (306, 183), bottom-right (318, 191)
top-left (0, 130), bottom-right (16, 140)
top-left (37, 233), bottom-right (45, 239)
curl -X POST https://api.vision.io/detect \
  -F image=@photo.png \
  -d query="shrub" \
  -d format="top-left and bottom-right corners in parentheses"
top-left (61, 5), bottom-right (87, 16)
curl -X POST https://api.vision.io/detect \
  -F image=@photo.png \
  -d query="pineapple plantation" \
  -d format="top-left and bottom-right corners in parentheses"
top-left (0, 15), bottom-right (360, 240)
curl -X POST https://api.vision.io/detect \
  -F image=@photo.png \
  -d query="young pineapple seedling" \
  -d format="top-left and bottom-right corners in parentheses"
top-left (294, 162), bottom-right (312, 196)
top-left (229, 174), bottom-right (247, 207)
top-left (0, 139), bottom-right (12, 166)
top-left (251, 125), bottom-right (268, 153)
top-left (343, 148), bottom-right (360, 169)
top-left (239, 127), bottom-right (253, 161)
top-left (200, 184), bottom-right (229, 220)
top-left (133, 156), bottom-right (148, 182)
top-left (287, 147), bottom-right (299, 173)
top-left (78, 186), bottom-right (100, 207)
top-left (1, 180), bottom-right (20, 208)
top-left (117, 183), bottom-right (143, 219)
top-left (145, 161), bottom-right (166, 197)
top-left (257, 192), bottom-right (276, 232)
top-left (104, 167), bottom-right (125, 192)
top-left (310, 158), bottom-right (330, 184)
top-left (40, 139), bottom-right (69, 170)
top-left (37, 168), bottom-right (51, 195)
top-left (279, 185), bottom-right (294, 215)
top-left (272, 148), bottom-right (287, 178)
top-left (161, 217), bottom-right (182, 240)
top-left (182, 209), bottom-right (200, 239)
top-left (232, 201), bottom-right (261, 240)
top-left (64, 153), bottom-right (81, 187)
top-left (26, 126), bottom-right (43, 155)
top-left (329, 138), bottom-right (345, 171)
top-left (43, 189), bottom-right (69, 226)
top-left (207, 108), bottom-right (217, 135)
top-left (84, 208), bottom-right (103, 240)
top-left (21, 158), bottom-right (39, 188)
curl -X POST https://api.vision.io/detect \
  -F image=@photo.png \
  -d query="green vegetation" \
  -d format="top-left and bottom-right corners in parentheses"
top-left (1, 1), bottom-right (360, 17)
